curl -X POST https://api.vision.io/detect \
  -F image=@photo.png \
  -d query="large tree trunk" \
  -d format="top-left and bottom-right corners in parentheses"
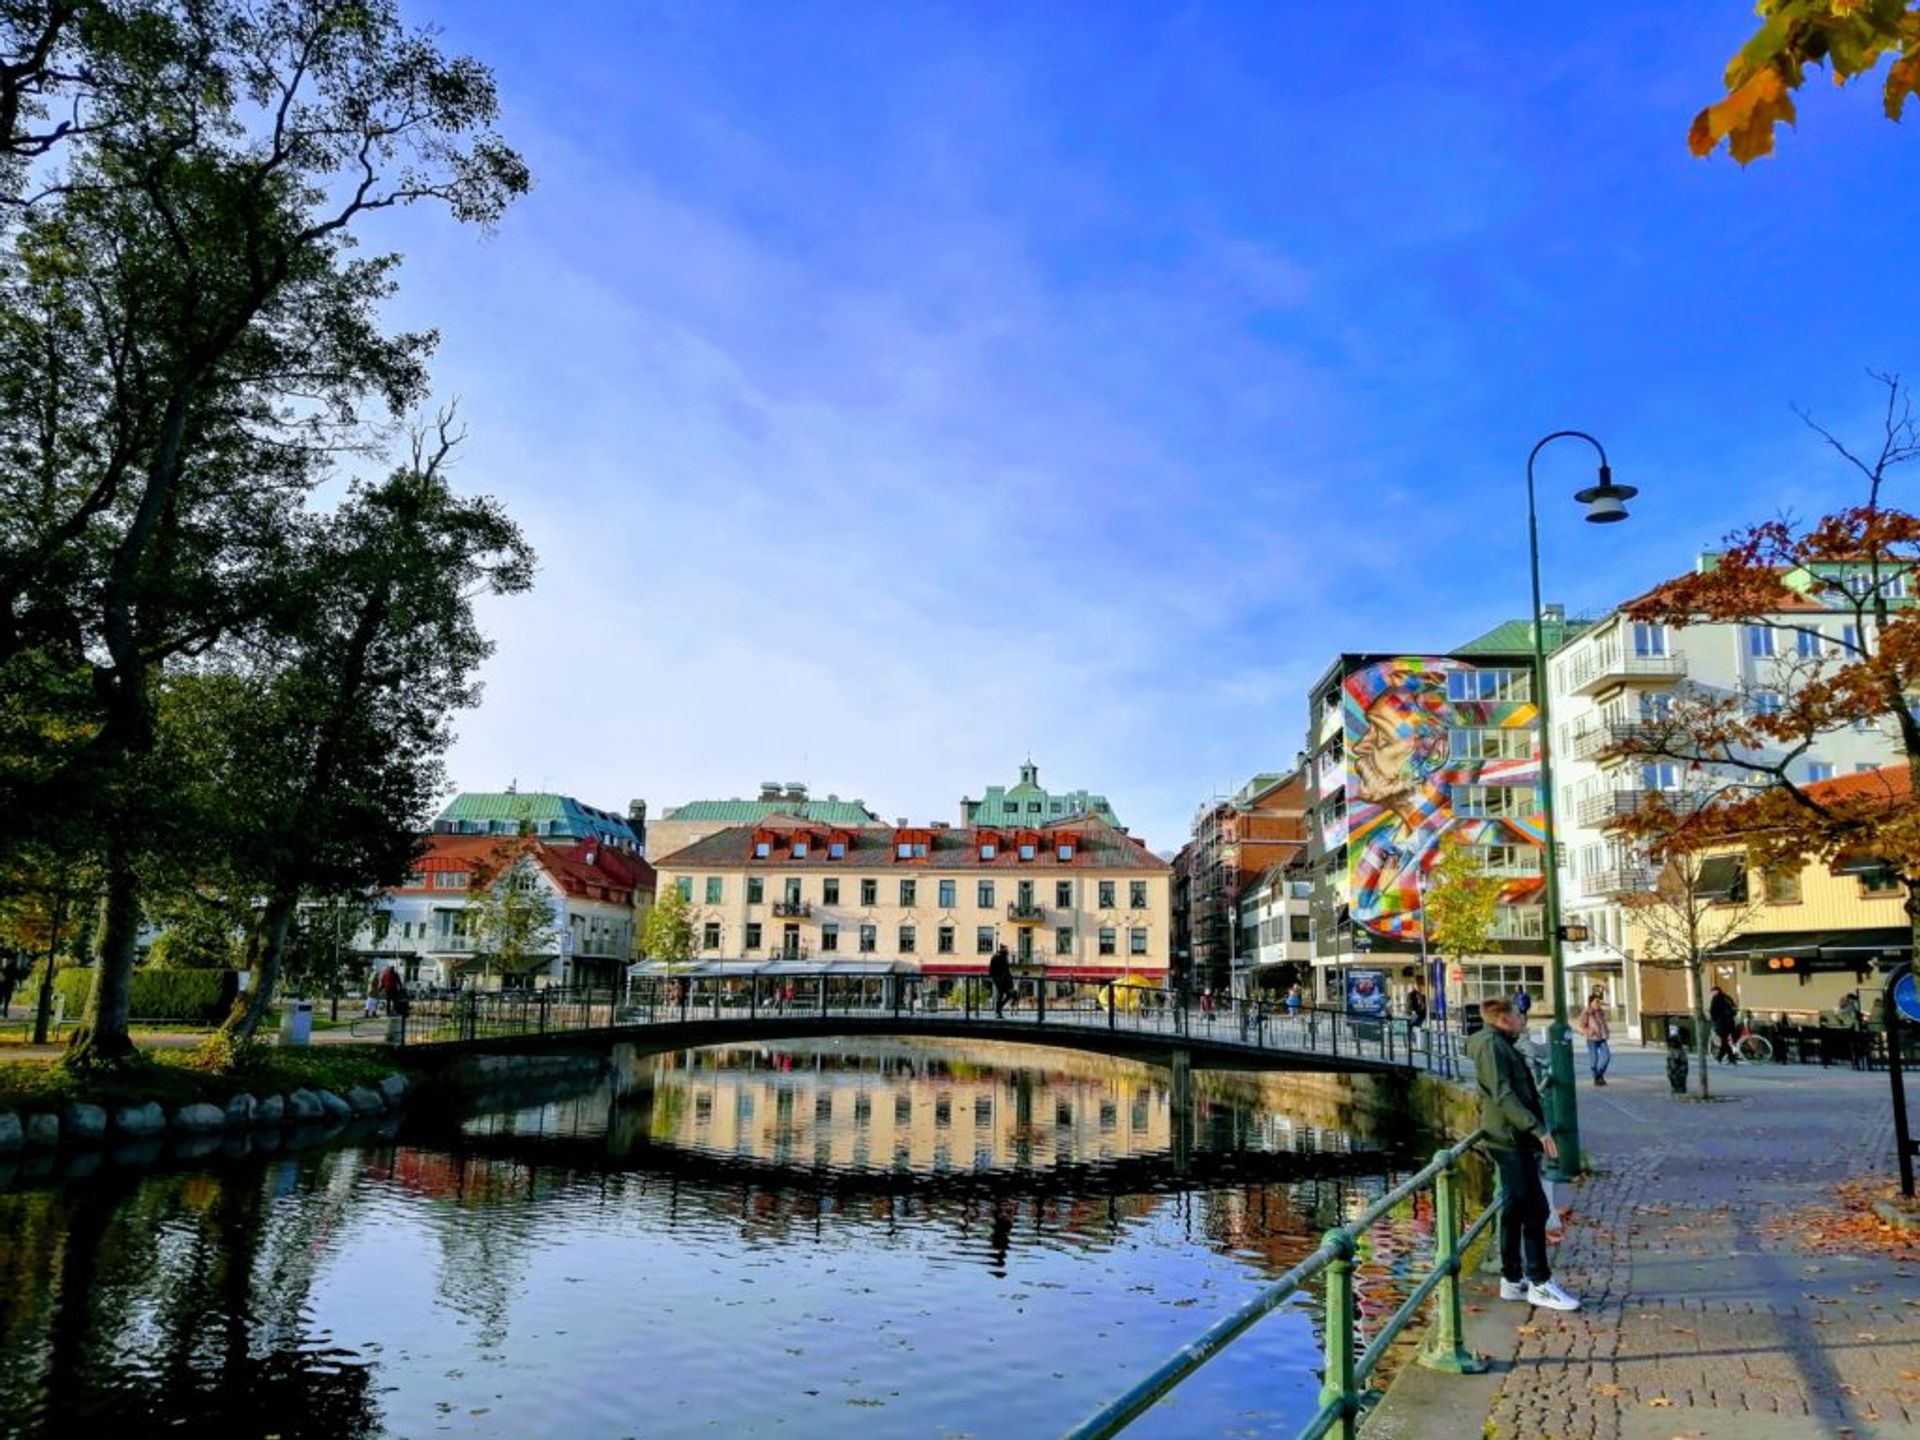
top-left (65, 841), bottom-right (139, 1065)
top-left (220, 891), bottom-right (295, 1043)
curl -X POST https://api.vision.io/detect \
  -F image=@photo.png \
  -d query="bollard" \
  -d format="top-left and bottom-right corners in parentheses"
top-left (1318, 1228), bottom-right (1360, 1439)
top-left (1418, 1149), bottom-right (1490, 1374)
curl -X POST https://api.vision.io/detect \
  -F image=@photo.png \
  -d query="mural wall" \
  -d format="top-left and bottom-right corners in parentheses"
top-left (1342, 657), bottom-right (1544, 942)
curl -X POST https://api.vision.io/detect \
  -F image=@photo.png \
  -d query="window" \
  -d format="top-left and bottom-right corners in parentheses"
top-left (1762, 866), bottom-right (1801, 904)
top-left (899, 879), bottom-right (917, 906)
top-left (1446, 668), bottom-right (1531, 702)
top-left (1806, 761), bottom-right (1834, 783)
top-left (1630, 622), bottom-right (1668, 657)
top-left (938, 878), bottom-right (956, 908)
top-left (1746, 625), bottom-right (1775, 658)
top-left (675, 876), bottom-right (692, 902)
top-left (745, 923), bottom-right (762, 950)
top-left (1751, 690), bottom-right (1783, 717)
top-left (980, 842), bottom-right (997, 860)
top-left (1129, 880), bottom-right (1148, 908)
top-left (705, 877), bottom-right (723, 904)
top-left (1051, 801), bottom-right (1064, 813)
top-left (1055, 880), bottom-right (1073, 908)
top-left (1056, 843), bottom-right (1074, 861)
top-left (702, 922), bottom-right (721, 950)
top-left (859, 924), bottom-right (877, 954)
top-left (1640, 762), bottom-right (1678, 791)
top-left (1128, 928), bottom-right (1148, 956)
top-left (860, 878), bottom-right (877, 906)
top-left (828, 840), bottom-right (845, 858)
top-left (821, 923), bottom-right (839, 952)
top-left (976, 926), bottom-right (995, 955)
top-left (1889, 570), bottom-right (1910, 599)
top-left (1018, 843), bottom-right (1035, 861)
top-left (747, 877), bottom-right (764, 904)
top-left (1098, 881), bottom-right (1116, 908)
top-left (977, 880), bottom-right (995, 908)
top-left (1639, 691), bottom-right (1673, 722)
top-left (1841, 623), bottom-right (1863, 655)
top-left (783, 877), bottom-right (802, 904)
top-left (1448, 727), bottom-right (1532, 761)
top-left (1290, 915), bottom-right (1312, 943)
top-left (1860, 866), bottom-right (1902, 895)
top-left (1055, 926), bottom-right (1074, 955)
top-left (1003, 802), bottom-right (1017, 815)
top-left (435, 871), bottom-right (468, 889)
top-left (897, 840), bottom-right (926, 859)
top-left (898, 924), bottom-right (916, 954)
top-left (754, 841), bottom-right (771, 858)
top-left (937, 925), bottom-right (955, 953)
top-left (1098, 927), bottom-right (1117, 956)
top-left (1795, 628), bottom-right (1824, 659)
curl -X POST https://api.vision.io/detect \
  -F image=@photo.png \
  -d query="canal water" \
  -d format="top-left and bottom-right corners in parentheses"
top-left (0, 1041), bottom-right (1444, 1439)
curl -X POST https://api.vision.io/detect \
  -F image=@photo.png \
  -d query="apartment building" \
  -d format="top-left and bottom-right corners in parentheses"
top-left (1176, 770), bottom-right (1308, 997)
top-left (1302, 632), bottom-right (1567, 1016)
top-left (1550, 558), bottom-right (1903, 1034)
top-left (651, 813), bottom-right (1171, 985)
top-left (360, 831), bottom-right (653, 990)
top-left (1234, 860), bottom-right (1314, 992)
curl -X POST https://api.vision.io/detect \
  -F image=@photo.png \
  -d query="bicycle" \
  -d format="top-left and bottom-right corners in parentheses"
top-left (1731, 1021), bottom-right (1773, 1064)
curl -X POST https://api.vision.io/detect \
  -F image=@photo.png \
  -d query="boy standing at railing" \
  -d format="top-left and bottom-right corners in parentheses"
top-left (1466, 998), bottom-right (1581, 1313)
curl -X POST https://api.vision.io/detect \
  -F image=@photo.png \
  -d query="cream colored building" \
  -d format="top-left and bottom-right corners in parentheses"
top-left (651, 814), bottom-right (1173, 984)
top-left (1627, 768), bottom-right (1911, 1025)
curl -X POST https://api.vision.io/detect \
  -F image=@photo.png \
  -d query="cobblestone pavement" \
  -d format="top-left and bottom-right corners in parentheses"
top-left (1475, 1045), bottom-right (1920, 1440)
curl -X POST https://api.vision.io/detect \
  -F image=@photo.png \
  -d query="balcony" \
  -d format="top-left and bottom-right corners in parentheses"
top-left (1586, 866), bottom-right (1653, 896)
top-left (1576, 787), bottom-right (1702, 830)
top-left (1562, 647), bottom-right (1687, 697)
top-left (1006, 902), bottom-right (1047, 924)
top-left (1566, 721), bottom-right (1667, 765)
top-left (772, 901), bottom-right (812, 918)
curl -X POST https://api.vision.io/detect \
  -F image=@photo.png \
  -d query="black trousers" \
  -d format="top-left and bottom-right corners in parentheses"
top-left (1491, 1142), bottom-right (1551, 1286)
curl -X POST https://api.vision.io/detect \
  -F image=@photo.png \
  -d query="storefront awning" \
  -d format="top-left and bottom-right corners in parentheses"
top-left (1708, 927), bottom-right (1910, 974)
top-left (625, 958), bottom-right (917, 979)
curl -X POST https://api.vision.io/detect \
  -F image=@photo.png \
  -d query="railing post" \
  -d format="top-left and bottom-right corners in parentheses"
top-left (750, 982), bottom-right (758, 1022)
top-left (1418, 1148), bottom-right (1490, 1374)
top-left (818, 974), bottom-right (828, 1016)
top-left (1037, 979), bottom-right (1046, 1025)
top-left (538, 989), bottom-right (549, 1035)
top-left (1318, 1228), bottom-right (1360, 1439)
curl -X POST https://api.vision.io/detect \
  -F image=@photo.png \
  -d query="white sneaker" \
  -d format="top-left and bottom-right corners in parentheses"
top-left (1527, 1280), bottom-right (1581, 1312)
top-left (1498, 1278), bottom-right (1528, 1301)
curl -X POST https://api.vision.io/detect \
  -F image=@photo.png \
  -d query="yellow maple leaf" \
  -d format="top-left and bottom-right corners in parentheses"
top-left (1690, 67), bottom-right (1799, 163)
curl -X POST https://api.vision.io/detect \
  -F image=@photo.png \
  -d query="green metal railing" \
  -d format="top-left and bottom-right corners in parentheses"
top-left (1065, 1129), bottom-right (1495, 1440)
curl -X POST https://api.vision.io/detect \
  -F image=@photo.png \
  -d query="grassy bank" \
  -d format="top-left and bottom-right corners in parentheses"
top-left (0, 1045), bottom-right (398, 1114)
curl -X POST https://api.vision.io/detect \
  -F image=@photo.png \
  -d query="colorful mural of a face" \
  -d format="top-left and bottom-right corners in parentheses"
top-left (1341, 657), bottom-right (1544, 942)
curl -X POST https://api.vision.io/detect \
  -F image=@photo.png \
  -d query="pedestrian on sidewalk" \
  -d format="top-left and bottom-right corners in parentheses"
top-left (988, 945), bottom-right (1014, 1018)
top-left (1576, 990), bottom-right (1612, 1086)
top-left (1406, 980), bottom-right (1428, 1030)
top-left (1708, 984), bottom-right (1739, 1064)
top-left (1466, 997), bottom-right (1580, 1313)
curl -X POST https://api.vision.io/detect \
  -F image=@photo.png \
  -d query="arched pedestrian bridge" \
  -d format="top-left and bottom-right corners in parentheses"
top-left (391, 972), bottom-right (1454, 1079)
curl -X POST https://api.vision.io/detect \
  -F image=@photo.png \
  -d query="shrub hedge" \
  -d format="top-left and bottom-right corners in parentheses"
top-left (52, 966), bottom-right (235, 1022)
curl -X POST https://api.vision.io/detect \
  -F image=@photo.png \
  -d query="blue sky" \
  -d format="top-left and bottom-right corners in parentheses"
top-left (365, 2), bottom-right (1920, 852)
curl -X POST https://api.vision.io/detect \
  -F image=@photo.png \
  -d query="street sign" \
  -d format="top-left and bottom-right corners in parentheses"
top-left (1895, 971), bottom-right (1920, 1025)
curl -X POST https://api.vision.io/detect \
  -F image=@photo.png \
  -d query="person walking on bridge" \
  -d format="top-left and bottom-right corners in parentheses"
top-left (1466, 997), bottom-right (1580, 1313)
top-left (989, 945), bottom-right (1014, 1018)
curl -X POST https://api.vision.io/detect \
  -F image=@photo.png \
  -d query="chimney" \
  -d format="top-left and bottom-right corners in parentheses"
top-left (759, 781), bottom-right (783, 801)
top-left (1540, 603), bottom-right (1565, 624)
top-left (896, 817), bottom-right (909, 827)
top-left (627, 799), bottom-right (647, 831)
top-left (785, 782), bottom-right (808, 802)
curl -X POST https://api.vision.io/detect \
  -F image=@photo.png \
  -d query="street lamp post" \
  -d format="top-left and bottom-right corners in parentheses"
top-left (1526, 429), bottom-right (1636, 1184)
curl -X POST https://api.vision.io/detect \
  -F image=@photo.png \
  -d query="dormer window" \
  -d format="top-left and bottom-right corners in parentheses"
top-left (829, 841), bottom-right (845, 858)
top-left (980, 842), bottom-right (997, 860)
top-left (754, 841), bottom-right (771, 858)
top-left (1018, 843), bottom-right (1035, 861)
top-left (1057, 843), bottom-right (1075, 861)
top-left (792, 840), bottom-right (809, 857)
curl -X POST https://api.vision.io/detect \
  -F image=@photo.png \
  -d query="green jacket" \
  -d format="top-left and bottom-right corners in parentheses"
top-left (1465, 1026), bottom-right (1545, 1149)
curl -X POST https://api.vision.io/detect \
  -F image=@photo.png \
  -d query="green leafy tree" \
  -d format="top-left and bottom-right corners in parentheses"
top-left (468, 834), bottom-right (558, 985)
top-left (1695, 1), bottom-right (1920, 163)
top-left (1421, 836), bottom-right (1506, 1016)
top-left (0, 1), bottom-right (527, 1065)
top-left (639, 884), bottom-right (697, 976)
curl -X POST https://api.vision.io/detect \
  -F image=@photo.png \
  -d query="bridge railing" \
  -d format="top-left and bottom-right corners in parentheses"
top-left (1064, 1129), bottom-right (1495, 1440)
top-left (393, 972), bottom-right (1458, 1074)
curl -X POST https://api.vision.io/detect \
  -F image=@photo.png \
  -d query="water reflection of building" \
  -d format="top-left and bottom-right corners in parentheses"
top-left (657, 1046), bottom-right (1173, 1172)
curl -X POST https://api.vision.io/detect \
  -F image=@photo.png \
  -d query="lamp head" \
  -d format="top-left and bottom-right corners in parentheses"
top-left (1575, 464), bottom-right (1637, 525)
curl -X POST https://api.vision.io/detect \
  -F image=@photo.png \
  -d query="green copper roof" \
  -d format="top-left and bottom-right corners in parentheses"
top-left (1452, 616), bottom-right (1592, 657)
top-left (434, 792), bottom-right (638, 844)
top-left (662, 798), bottom-right (882, 826)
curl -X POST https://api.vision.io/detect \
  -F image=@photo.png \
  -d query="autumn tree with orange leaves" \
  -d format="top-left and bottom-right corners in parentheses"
top-left (1695, 1), bottom-right (1920, 163)
top-left (1610, 373), bottom-right (1920, 978)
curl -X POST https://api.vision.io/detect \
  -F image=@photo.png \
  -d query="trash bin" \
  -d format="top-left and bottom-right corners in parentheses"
top-left (281, 999), bottom-right (313, 1047)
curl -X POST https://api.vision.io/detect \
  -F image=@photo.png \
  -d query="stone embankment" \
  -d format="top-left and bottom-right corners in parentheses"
top-left (0, 1071), bottom-right (410, 1159)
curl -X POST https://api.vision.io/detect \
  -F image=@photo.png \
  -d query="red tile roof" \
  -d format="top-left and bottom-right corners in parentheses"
top-left (1803, 764), bottom-right (1911, 807)
top-left (394, 834), bottom-right (650, 903)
